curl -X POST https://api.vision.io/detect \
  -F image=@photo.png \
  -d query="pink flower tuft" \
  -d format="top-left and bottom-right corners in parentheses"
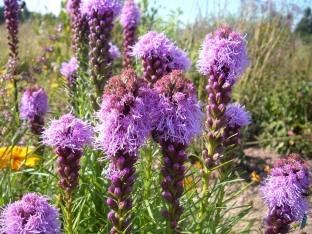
top-left (42, 114), bottom-right (93, 150)
top-left (130, 31), bottom-right (191, 71)
top-left (120, 0), bottom-right (141, 28)
top-left (80, 0), bottom-right (121, 18)
top-left (197, 25), bottom-right (249, 84)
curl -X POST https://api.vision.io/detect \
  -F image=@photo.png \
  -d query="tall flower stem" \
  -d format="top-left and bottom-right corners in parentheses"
top-left (196, 26), bottom-right (249, 232)
top-left (151, 71), bottom-right (202, 233)
top-left (120, 0), bottom-right (141, 68)
top-left (4, 0), bottom-right (20, 124)
top-left (142, 142), bottom-right (154, 200)
top-left (42, 114), bottom-right (93, 234)
top-left (13, 78), bottom-right (19, 126)
top-left (64, 194), bottom-right (74, 234)
top-left (80, 0), bottom-right (121, 101)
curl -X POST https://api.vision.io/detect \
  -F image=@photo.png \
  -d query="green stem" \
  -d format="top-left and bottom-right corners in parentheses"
top-left (13, 78), bottom-right (20, 127)
top-left (196, 167), bottom-right (211, 234)
top-left (143, 141), bottom-right (153, 200)
top-left (212, 186), bottom-right (226, 234)
top-left (65, 194), bottom-right (74, 234)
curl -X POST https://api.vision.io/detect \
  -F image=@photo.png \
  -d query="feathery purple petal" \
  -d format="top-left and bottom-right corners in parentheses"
top-left (0, 193), bottom-right (61, 234)
top-left (42, 114), bottom-right (93, 150)
top-left (225, 103), bottom-right (251, 128)
top-left (19, 86), bottom-right (49, 120)
top-left (60, 56), bottom-right (78, 79)
top-left (80, 0), bottom-right (121, 18)
top-left (120, 0), bottom-right (141, 28)
top-left (197, 26), bottom-right (249, 84)
top-left (130, 31), bottom-right (191, 71)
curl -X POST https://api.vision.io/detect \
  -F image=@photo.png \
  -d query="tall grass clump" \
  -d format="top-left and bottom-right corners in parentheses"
top-left (0, 0), bottom-right (311, 233)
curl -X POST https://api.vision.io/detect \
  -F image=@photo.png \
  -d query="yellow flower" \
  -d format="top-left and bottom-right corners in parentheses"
top-left (250, 171), bottom-right (262, 182)
top-left (7, 83), bottom-right (14, 89)
top-left (0, 69), bottom-right (6, 74)
top-left (264, 165), bottom-right (271, 173)
top-left (0, 146), bottom-right (41, 171)
top-left (42, 65), bottom-right (48, 69)
top-left (51, 83), bottom-right (58, 88)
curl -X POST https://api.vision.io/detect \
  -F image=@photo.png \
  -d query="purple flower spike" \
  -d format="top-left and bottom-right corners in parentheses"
top-left (42, 114), bottom-right (93, 196)
top-left (120, 0), bottom-right (141, 28)
top-left (80, 0), bottom-right (122, 97)
top-left (4, 0), bottom-right (19, 60)
top-left (95, 69), bottom-right (156, 233)
top-left (222, 102), bottom-right (251, 164)
top-left (225, 103), bottom-right (251, 128)
top-left (130, 31), bottom-right (191, 84)
top-left (20, 87), bottom-right (49, 121)
top-left (60, 56), bottom-right (79, 89)
top-left (197, 25), bottom-right (249, 85)
top-left (0, 193), bottom-right (61, 234)
top-left (19, 86), bottom-right (49, 136)
top-left (198, 26), bottom-right (250, 169)
top-left (106, 42), bottom-right (121, 77)
top-left (67, 0), bottom-right (81, 18)
top-left (109, 42), bottom-right (121, 60)
top-left (153, 70), bottom-right (203, 232)
top-left (120, 0), bottom-right (141, 68)
top-left (260, 153), bottom-right (310, 233)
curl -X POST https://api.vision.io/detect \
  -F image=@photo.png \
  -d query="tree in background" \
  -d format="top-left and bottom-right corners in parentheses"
top-left (295, 7), bottom-right (312, 42)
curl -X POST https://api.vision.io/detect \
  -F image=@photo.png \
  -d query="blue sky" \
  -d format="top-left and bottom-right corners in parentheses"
top-left (6, 0), bottom-right (241, 23)
top-left (2, 0), bottom-right (311, 25)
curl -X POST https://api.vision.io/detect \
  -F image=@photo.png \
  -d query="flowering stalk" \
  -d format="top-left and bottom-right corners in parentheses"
top-left (0, 193), bottom-right (61, 234)
top-left (260, 153), bottom-right (310, 234)
top-left (94, 69), bottom-right (156, 233)
top-left (4, 0), bottom-right (20, 120)
top-left (120, 0), bottom-right (141, 68)
top-left (222, 103), bottom-right (251, 166)
top-left (152, 70), bottom-right (202, 233)
top-left (60, 56), bottom-right (79, 108)
top-left (131, 31), bottom-right (190, 85)
top-left (106, 42), bottom-right (121, 77)
top-left (196, 26), bottom-right (249, 232)
top-left (80, 0), bottom-right (121, 99)
top-left (19, 86), bottom-right (49, 155)
top-left (42, 114), bottom-right (93, 234)
top-left (68, 0), bottom-right (90, 67)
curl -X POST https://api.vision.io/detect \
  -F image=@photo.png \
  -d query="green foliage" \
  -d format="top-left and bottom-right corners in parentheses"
top-left (295, 7), bottom-right (312, 43)
top-left (1, 0), bottom-right (312, 233)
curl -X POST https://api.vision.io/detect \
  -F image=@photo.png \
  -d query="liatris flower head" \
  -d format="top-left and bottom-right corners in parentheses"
top-left (94, 68), bottom-right (157, 156)
top-left (0, 146), bottom-right (41, 171)
top-left (131, 31), bottom-right (191, 72)
top-left (0, 193), bottom-right (61, 234)
top-left (225, 103), bottom-right (251, 128)
top-left (260, 153), bottom-right (310, 233)
top-left (153, 70), bottom-right (203, 145)
top-left (42, 114), bottom-right (93, 150)
top-left (120, 0), bottom-right (141, 28)
top-left (19, 86), bottom-right (49, 121)
top-left (60, 56), bottom-right (79, 88)
top-left (109, 42), bottom-right (121, 60)
top-left (60, 56), bottom-right (79, 79)
top-left (197, 25), bottom-right (249, 84)
top-left (80, 0), bottom-right (121, 18)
